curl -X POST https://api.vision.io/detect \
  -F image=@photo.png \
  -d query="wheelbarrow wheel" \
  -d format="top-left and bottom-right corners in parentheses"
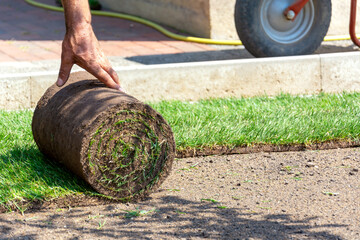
top-left (234, 0), bottom-right (331, 57)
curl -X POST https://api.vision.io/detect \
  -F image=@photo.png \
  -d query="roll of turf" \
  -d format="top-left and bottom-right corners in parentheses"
top-left (32, 77), bottom-right (175, 201)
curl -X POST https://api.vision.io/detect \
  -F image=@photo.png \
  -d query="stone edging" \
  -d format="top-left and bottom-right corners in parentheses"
top-left (1, 51), bottom-right (360, 110)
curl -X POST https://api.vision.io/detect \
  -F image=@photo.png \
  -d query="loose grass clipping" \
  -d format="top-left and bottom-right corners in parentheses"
top-left (32, 78), bottom-right (175, 201)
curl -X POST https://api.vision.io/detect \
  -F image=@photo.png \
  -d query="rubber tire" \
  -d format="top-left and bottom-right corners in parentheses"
top-left (234, 0), bottom-right (331, 57)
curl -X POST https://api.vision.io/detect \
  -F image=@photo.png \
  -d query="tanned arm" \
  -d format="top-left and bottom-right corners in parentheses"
top-left (57, 0), bottom-right (123, 91)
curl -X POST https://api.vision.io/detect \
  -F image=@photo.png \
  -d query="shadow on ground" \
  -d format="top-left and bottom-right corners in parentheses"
top-left (126, 48), bottom-right (253, 65)
top-left (0, 195), bottom-right (346, 239)
top-left (126, 42), bottom-right (359, 65)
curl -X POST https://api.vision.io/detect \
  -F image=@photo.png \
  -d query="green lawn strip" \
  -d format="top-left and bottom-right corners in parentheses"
top-left (150, 93), bottom-right (360, 148)
top-left (0, 93), bottom-right (359, 207)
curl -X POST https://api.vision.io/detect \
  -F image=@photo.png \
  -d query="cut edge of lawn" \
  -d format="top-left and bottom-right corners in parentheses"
top-left (175, 139), bottom-right (360, 158)
top-left (1, 139), bottom-right (359, 214)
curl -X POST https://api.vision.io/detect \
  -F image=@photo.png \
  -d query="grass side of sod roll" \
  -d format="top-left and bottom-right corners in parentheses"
top-left (1, 93), bottom-right (360, 208)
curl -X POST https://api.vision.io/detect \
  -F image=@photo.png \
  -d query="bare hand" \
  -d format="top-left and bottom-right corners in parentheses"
top-left (57, 24), bottom-right (123, 91)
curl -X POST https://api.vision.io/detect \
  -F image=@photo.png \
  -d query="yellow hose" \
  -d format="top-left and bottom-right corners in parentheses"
top-left (324, 35), bottom-right (360, 42)
top-left (24, 0), bottom-right (359, 45)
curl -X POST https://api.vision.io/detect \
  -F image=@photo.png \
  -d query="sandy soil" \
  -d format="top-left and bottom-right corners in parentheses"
top-left (1, 147), bottom-right (359, 240)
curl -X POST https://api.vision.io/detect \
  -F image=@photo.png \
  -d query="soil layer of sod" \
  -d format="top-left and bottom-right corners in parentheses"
top-left (32, 77), bottom-right (175, 202)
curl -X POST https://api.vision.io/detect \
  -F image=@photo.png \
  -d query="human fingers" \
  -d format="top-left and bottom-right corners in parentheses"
top-left (98, 52), bottom-right (122, 85)
top-left (101, 63), bottom-right (124, 92)
top-left (83, 63), bottom-right (121, 90)
top-left (57, 57), bottom-right (74, 87)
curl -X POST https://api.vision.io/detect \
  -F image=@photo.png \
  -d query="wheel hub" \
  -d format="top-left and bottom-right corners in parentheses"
top-left (260, 0), bottom-right (315, 44)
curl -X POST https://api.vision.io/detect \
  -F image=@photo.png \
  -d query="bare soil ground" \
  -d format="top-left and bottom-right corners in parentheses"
top-left (1, 147), bottom-right (360, 240)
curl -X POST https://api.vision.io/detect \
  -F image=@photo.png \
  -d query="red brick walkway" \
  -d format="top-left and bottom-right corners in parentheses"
top-left (0, 0), bottom-right (215, 62)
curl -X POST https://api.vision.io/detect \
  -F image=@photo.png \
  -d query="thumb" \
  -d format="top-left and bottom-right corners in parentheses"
top-left (57, 58), bottom-right (73, 87)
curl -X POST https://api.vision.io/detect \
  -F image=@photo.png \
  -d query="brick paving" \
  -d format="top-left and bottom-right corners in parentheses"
top-left (0, 0), bottom-right (216, 62)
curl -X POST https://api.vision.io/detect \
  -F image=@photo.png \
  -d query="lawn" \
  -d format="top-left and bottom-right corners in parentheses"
top-left (152, 93), bottom-right (360, 148)
top-left (1, 93), bottom-right (359, 209)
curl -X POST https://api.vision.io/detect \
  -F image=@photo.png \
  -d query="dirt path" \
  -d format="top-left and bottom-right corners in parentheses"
top-left (1, 148), bottom-right (359, 239)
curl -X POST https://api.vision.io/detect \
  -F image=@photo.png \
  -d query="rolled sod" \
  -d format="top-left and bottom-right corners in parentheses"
top-left (32, 77), bottom-right (175, 201)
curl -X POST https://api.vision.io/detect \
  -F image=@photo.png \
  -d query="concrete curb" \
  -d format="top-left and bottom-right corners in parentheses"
top-left (1, 51), bottom-right (360, 110)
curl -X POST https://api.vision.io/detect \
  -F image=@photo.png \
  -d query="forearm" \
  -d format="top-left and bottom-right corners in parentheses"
top-left (61, 0), bottom-right (92, 32)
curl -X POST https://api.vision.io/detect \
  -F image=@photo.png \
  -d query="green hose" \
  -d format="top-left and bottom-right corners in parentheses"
top-left (24, 0), bottom-right (359, 46)
top-left (24, 0), bottom-right (243, 45)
